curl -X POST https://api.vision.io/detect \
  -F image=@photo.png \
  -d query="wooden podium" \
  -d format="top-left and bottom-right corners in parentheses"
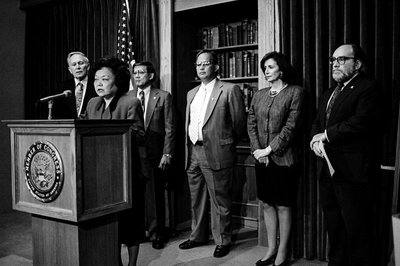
top-left (4, 119), bottom-right (134, 266)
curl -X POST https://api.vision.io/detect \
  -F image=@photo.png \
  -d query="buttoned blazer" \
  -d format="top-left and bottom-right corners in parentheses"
top-left (128, 87), bottom-right (175, 164)
top-left (247, 85), bottom-right (305, 166)
top-left (185, 79), bottom-right (246, 170)
top-left (311, 73), bottom-right (383, 181)
top-left (54, 78), bottom-right (97, 119)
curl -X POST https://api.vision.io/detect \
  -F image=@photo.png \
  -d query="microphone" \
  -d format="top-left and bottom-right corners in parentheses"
top-left (39, 90), bottom-right (72, 102)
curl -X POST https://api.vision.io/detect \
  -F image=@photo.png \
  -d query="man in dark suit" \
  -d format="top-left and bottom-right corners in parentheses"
top-left (128, 61), bottom-right (175, 250)
top-left (310, 44), bottom-right (384, 266)
top-left (179, 50), bottom-right (246, 258)
top-left (54, 51), bottom-right (96, 118)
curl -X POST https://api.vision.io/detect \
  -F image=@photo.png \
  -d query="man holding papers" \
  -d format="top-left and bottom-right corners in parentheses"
top-left (310, 44), bottom-right (385, 266)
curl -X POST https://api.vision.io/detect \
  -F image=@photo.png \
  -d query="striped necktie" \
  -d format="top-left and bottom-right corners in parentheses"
top-left (139, 89), bottom-right (145, 113)
top-left (325, 83), bottom-right (343, 125)
top-left (75, 82), bottom-right (83, 115)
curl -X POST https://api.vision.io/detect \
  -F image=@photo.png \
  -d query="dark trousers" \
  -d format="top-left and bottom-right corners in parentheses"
top-left (144, 161), bottom-right (167, 240)
top-left (319, 165), bottom-right (373, 266)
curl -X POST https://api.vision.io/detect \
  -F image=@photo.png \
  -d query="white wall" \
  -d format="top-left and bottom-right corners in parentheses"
top-left (0, 0), bottom-right (25, 212)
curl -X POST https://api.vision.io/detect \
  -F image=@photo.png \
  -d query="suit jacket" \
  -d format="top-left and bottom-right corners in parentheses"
top-left (185, 79), bottom-right (246, 170)
top-left (247, 85), bottom-right (304, 166)
top-left (85, 93), bottom-right (145, 140)
top-left (128, 87), bottom-right (175, 165)
top-left (311, 73), bottom-right (383, 181)
top-left (53, 78), bottom-right (97, 119)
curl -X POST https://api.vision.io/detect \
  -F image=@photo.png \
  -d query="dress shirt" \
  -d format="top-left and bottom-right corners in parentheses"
top-left (136, 85), bottom-right (150, 117)
top-left (189, 78), bottom-right (216, 142)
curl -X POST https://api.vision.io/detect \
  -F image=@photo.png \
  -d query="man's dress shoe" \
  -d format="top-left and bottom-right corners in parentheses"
top-left (213, 244), bottom-right (231, 257)
top-left (178, 239), bottom-right (205, 250)
top-left (152, 237), bottom-right (164, 249)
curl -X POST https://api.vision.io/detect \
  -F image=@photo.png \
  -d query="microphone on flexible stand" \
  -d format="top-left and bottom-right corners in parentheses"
top-left (39, 90), bottom-right (72, 102)
top-left (38, 90), bottom-right (72, 120)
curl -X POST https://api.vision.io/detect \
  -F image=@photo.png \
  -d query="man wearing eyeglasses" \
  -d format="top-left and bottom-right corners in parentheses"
top-left (179, 50), bottom-right (246, 258)
top-left (310, 44), bottom-right (385, 266)
top-left (128, 61), bottom-right (176, 250)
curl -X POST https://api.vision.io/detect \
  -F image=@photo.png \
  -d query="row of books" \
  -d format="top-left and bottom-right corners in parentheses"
top-left (199, 19), bottom-right (258, 49)
top-left (217, 50), bottom-right (259, 79)
top-left (240, 83), bottom-right (257, 112)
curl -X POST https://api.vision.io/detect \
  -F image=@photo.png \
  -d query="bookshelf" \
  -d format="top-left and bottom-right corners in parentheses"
top-left (159, 0), bottom-right (279, 245)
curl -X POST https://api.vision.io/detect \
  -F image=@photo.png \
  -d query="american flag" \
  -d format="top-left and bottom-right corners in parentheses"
top-left (117, 0), bottom-right (135, 64)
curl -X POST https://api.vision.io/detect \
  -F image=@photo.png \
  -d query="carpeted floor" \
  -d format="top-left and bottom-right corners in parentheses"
top-left (0, 210), bottom-right (328, 266)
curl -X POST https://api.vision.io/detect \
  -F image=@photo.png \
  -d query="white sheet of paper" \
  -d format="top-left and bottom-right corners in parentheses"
top-left (319, 141), bottom-right (335, 176)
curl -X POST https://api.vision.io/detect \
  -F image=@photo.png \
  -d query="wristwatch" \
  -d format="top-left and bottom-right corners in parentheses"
top-left (163, 153), bottom-right (172, 159)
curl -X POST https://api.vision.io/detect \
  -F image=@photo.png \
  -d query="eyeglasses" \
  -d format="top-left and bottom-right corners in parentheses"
top-left (329, 56), bottom-right (356, 65)
top-left (133, 70), bottom-right (147, 75)
top-left (195, 61), bottom-right (212, 67)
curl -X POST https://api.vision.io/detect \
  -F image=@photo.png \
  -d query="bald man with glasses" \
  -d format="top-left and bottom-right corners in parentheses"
top-left (310, 44), bottom-right (385, 266)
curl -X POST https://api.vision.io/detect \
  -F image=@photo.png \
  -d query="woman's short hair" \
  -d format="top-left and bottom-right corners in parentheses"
top-left (260, 51), bottom-right (295, 84)
top-left (92, 57), bottom-right (131, 95)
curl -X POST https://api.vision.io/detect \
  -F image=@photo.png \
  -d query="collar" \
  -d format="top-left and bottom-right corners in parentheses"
top-left (138, 85), bottom-right (151, 95)
top-left (75, 76), bottom-right (88, 87)
top-left (200, 78), bottom-right (217, 92)
top-left (342, 73), bottom-right (359, 89)
top-left (103, 96), bottom-right (114, 108)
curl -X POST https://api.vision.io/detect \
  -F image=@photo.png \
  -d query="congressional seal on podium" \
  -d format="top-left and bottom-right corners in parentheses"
top-left (24, 141), bottom-right (64, 203)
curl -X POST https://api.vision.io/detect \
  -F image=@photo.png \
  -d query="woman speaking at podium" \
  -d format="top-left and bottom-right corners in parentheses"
top-left (84, 57), bottom-right (145, 266)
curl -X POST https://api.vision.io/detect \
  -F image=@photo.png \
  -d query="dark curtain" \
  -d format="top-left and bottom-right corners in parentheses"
top-left (24, 0), bottom-right (160, 119)
top-left (130, 0), bottom-right (160, 88)
top-left (278, 0), bottom-right (400, 264)
top-left (24, 0), bottom-right (118, 119)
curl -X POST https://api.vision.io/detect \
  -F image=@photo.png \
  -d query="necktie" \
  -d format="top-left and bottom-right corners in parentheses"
top-left (189, 87), bottom-right (207, 144)
top-left (139, 89), bottom-right (145, 113)
top-left (75, 82), bottom-right (83, 115)
top-left (325, 83), bottom-right (343, 125)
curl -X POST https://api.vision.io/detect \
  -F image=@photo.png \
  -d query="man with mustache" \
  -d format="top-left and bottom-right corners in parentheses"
top-left (310, 44), bottom-right (385, 266)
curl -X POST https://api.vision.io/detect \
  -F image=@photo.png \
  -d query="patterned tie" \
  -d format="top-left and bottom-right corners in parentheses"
top-left (139, 89), bottom-right (145, 113)
top-left (188, 87), bottom-right (207, 144)
top-left (325, 83), bottom-right (343, 125)
top-left (75, 82), bottom-right (83, 115)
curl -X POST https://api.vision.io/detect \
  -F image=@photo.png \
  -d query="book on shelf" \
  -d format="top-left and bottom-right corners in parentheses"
top-left (211, 26), bottom-right (219, 48)
top-left (197, 19), bottom-right (258, 49)
top-left (218, 23), bottom-right (226, 47)
top-left (240, 83), bottom-right (257, 112)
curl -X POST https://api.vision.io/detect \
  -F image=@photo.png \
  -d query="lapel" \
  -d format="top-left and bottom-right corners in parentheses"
top-left (328, 74), bottom-right (361, 123)
top-left (203, 80), bottom-right (223, 127)
top-left (320, 87), bottom-right (334, 127)
top-left (145, 87), bottom-right (159, 130)
top-left (186, 85), bottom-right (200, 128)
top-left (187, 85), bottom-right (200, 112)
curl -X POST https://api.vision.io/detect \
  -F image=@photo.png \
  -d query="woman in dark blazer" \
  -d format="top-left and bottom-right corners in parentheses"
top-left (84, 57), bottom-right (145, 266)
top-left (247, 51), bottom-right (304, 266)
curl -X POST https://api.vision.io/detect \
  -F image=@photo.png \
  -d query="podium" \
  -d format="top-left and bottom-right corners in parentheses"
top-left (4, 119), bottom-right (134, 266)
